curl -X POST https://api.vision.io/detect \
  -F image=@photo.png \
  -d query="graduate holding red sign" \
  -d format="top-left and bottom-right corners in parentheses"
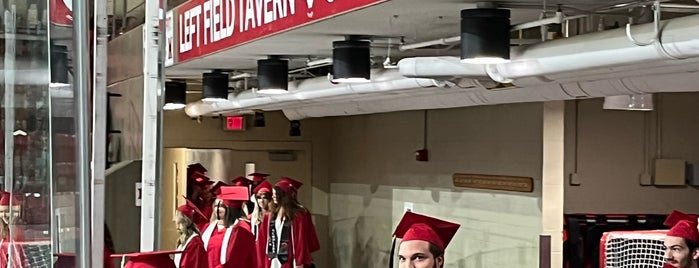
top-left (201, 186), bottom-right (257, 268)
top-left (260, 177), bottom-right (319, 268)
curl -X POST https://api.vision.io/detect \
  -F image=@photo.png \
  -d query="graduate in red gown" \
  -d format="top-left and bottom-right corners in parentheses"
top-left (0, 192), bottom-right (27, 268)
top-left (174, 197), bottom-right (208, 268)
top-left (391, 212), bottom-right (460, 268)
top-left (260, 177), bottom-right (319, 268)
top-left (250, 180), bottom-right (274, 268)
top-left (200, 186), bottom-right (256, 268)
top-left (662, 211), bottom-right (699, 268)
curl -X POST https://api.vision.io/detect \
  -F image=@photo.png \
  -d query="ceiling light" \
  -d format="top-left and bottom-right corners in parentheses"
top-left (50, 45), bottom-right (70, 87)
top-left (163, 81), bottom-right (187, 110)
top-left (603, 94), bottom-right (654, 111)
top-left (202, 71), bottom-right (229, 102)
top-left (460, 8), bottom-right (511, 64)
top-left (257, 58), bottom-right (289, 95)
top-left (332, 39), bottom-right (371, 83)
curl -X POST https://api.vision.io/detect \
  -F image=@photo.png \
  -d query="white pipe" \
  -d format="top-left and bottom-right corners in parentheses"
top-left (184, 69), bottom-right (445, 117)
top-left (400, 13), bottom-right (699, 84)
top-left (398, 12), bottom-right (584, 51)
top-left (399, 36), bottom-right (460, 51)
top-left (660, 3), bottom-right (699, 9)
top-left (511, 12), bottom-right (563, 31)
top-left (282, 70), bottom-right (699, 119)
top-left (398, 57), bottom-right (488, 78)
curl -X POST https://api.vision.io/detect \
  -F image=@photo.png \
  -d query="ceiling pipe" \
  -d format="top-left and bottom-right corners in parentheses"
top-left (282, 70), bottom-right (699, 120)
top-left (184, 69), bottom-right (445, 117)
top-left (398, 12), bottom-right (584, 51)
top-left (399, 13), bottom-right (699, 86)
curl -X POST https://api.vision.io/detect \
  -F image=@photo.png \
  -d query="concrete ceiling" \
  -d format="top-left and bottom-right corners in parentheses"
top-left (163, 0), bottom-right (664, 80)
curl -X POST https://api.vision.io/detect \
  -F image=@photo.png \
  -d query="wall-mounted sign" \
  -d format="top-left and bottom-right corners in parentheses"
top-left (453, 173), bottom-right (534, 193)
top-left (224, 116), bottom-right (246, 131)
top-left (175, 0), bottom-right (387, 63)
top-left (135, 182), bottom-right (142, 206)
top-left (165, 10), bottom-right (175, 67)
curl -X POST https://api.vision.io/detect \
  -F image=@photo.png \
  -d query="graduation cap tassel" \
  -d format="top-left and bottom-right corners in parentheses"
top-left (389, 237), bottom-right (397, 268)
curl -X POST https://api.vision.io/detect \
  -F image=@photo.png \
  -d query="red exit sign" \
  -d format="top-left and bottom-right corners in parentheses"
top-left (224, 116), bottom-right (245, 131)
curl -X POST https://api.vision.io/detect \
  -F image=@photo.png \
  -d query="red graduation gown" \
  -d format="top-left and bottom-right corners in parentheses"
top-left (252, 213), bottom-right (267, 268)
top-left (221, 221), bottom-right (257, 268)
top-left (202, 221), bottom-right (257, 268)
top-left (203, 223), bottom-right (227, 268)
top-left (176, 235), bottom-right (207, 268)
top-left (259, 211), bottom-right (319, 268)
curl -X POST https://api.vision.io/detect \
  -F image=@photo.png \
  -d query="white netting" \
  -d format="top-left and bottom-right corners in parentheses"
top-left (601, 230), bottom-right (668, 268)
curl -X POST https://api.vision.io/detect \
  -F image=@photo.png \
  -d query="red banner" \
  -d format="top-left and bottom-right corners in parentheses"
top-left (176, 0), bottom-right (386, 63)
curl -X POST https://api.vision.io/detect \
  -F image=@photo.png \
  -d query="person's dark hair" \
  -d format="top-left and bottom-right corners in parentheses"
top-left (224, 205), bottom-right (245, 227)
top-left (428, 243), bottom-right (444, 268)
top-left (272, 186), bottom-right (307, 221)
top-left (212, 201), bottom-right (246, 227)
top-left (685, 238), bottom-right (697, 255)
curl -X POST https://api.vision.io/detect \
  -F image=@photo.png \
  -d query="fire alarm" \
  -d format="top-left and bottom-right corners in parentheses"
top-left (415, 149), bottom-right (428, 162)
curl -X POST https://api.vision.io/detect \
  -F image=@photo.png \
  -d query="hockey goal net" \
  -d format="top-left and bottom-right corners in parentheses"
top-left (600, 230), bottom-right (668, 268)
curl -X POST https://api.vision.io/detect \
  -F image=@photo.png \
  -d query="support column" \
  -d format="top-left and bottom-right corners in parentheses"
top-left (73, 0), bottom-right (93, 265)
top-left (542, 101), bottom-right (565, 267)
top-left (140, 0), bottom-right (166, 251)
top-left (91, 0), bottom-right (109, 265)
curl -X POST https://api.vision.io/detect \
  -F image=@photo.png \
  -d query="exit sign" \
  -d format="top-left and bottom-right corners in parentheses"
top-left (224, 116), bottom-right (245, 131)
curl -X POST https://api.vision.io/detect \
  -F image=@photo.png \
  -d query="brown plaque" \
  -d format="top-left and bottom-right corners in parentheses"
top-left (452, 173), bottom-right (534, 193)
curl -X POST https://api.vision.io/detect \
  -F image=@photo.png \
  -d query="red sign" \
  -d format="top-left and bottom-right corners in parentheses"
top-left (225, 116), bottom-right (245, 131)
top-left (176, 0), bottom-right (387, 63)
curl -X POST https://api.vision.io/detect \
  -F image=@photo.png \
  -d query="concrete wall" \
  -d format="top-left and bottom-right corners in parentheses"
top-left (564, 94), bottom-right (699, 214)
top-left (326, 105), bottom-right (544, 268)
top-left (107, 26), bottom-right (144, 161)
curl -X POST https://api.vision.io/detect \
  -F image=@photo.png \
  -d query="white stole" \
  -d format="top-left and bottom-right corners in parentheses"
top-left (174, 233), bottom-right (198, 268)
top-left (219, 220), bottom-right (237, 265)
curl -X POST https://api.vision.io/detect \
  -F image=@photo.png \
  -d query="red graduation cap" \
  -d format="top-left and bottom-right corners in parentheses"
top-left (393, 211), bottom-right (460, 251)
top-left (664, 210), bottom-right (698, 227)
top-left (111, 250), bottom-right (179, 268)
top-left (667, 220), bottom-right (699, 243)
top-left (275, 176), bottom-right (303, 194)
top-left (248, 172), bottom-right (270, 182)
top-left (191, 171), bottom-right (214, 186)
top-left (253, 180), bottom-right (273, 195)
top-left (0, 192), bottom-right (21, 208)
top-left (210, 181), bottom-right (230, 195)
top-left (187, 163), bottom-right (207, 173)
top-left (177, 196), bottom-right (207, 221)
top-left (230, 176), bottom-right (251, 187)
top-left (217, 186), bottom-right (249, 208)
top-left (665, 210), bottom-right (699, 243)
